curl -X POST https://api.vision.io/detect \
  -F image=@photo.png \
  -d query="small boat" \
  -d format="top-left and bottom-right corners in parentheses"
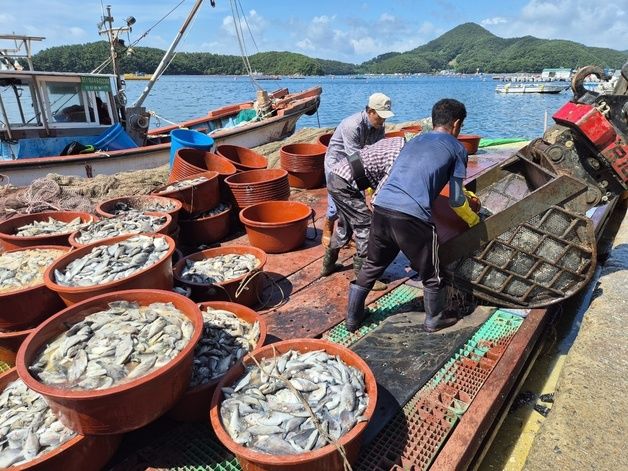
top-left (123, 72), bottom-right (149, 81)
top-left (495, 83), bottom-right (567, 94)
top-left (0, 3), bottom-right (321, 186)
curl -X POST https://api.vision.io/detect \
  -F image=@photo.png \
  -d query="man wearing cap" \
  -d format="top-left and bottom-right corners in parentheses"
top-left (321, 93), bottom-right (394, 282)
top-left (344, 98), bottom-right (481, 333)
top-left (321, 136), bottom-right (406, 287)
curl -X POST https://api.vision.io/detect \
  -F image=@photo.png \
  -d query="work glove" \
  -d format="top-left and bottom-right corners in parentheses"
top-left (463, 188), bottom-right (481, 213)
top-left (452, 198), bottom-right (480, 227)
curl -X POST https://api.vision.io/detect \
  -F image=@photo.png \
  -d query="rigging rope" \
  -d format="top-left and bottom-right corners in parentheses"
top-left (230, 0), bottom-right (262, 91)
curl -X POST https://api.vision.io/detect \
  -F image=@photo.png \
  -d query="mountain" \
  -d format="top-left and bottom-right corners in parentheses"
top-left (32, 23), bottom-right (627, 75)
top-left (361, 23), bottom-right (627, 73)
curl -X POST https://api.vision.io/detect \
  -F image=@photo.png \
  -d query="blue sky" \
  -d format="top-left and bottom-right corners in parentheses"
top-left (2, 0), bottom-right (626, 63)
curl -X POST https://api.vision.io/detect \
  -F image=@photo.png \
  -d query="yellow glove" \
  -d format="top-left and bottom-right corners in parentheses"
top-left (451, 198), bottom-right (480, 227)
top-left (463, 188), bottom-right (481, 213)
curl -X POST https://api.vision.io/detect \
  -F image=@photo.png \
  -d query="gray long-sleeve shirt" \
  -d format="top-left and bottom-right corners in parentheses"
top-left (324, 110), bottom-right (385, 174)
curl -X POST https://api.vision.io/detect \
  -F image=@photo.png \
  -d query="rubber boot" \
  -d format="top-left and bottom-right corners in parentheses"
top-left (321, 217), bottom-right (335, 248)
top-left (423, 288), bottom-right (458, 332)
top-left (353, 256), bottom-right (387, 291)
top-left (320, 247), bottom-right (342, 277)
top-left (346, 282), bottom-right (370, 332)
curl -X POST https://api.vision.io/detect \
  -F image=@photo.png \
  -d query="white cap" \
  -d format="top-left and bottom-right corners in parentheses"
top-left (368, 92), bottom-right (394, 119)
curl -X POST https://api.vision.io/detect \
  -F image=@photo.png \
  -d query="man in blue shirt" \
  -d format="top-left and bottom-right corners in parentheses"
top-left (345, 98), bottom-right (481, 332)
top-left (322, 93), bottom-right (393, 247)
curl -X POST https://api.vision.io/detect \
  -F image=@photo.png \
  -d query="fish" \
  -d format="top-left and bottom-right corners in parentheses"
top-left (0, 248), bottom-right (66, 293)
top-left (54, 235), bottom-right (168, 287)
top-left (160, 176), bottom-right (209, 192)
top-left (29, 300), bottom-right (193, 390)
top-left (14, 217), bottom-right (90, 237)
top-left (0, 378), bottom-right (76, 467)
top-left (74, 210), bottom-right (167, 245)
top-left (188, 202), bottom-right (231, 220)
top-left (188, 306), bottom-right (260, 389)
top-left (220, 349), bottom-right (369, 455)
top-left (111, 199), bottom-right (176, 215)
top-left (180, 254), bottom-right (260, 285)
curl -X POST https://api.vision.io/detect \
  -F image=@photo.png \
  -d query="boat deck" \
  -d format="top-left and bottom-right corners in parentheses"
top-left (99, 142), bottom-right (614, 470)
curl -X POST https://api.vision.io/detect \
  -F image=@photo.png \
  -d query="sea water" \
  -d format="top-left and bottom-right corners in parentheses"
top-left (126, 74), bottom-right (571, 140)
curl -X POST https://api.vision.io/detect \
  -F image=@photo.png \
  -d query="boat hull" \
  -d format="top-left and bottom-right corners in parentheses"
top-left (0, 88), bottom-right (320, 187)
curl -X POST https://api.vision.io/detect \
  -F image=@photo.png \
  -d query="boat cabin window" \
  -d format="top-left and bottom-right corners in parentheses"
top-left (44, 81), bottom-right (112, 126)
top-left (0, 78), bottom-right (40, 128)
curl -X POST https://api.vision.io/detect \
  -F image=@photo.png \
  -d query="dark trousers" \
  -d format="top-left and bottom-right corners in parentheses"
top-left (327, 173), bottom-right (371, 258)
top-left (356, 205), bottom-right (443, 291)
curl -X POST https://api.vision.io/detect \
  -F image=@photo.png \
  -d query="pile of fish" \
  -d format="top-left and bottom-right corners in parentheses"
top-left (180, 254), bottom-right (259, 285)
top-left (29, 301), bottom-right (194, 390)
top-left (190, 202), bottom-right (230, 220)
top-left (0, 248), bottom-right (66, 293)
top-left (15, 217), bottom-right (89, 237)
top-left (0, 378), bottom-right (76, 468)
top-left (220, 349), bottom-right (369, 455)
top-left (54, 235), bottom-right (169, 287)
top-left (161, 176), bottom-right (208, 192)
top-left (189, 306), bottom-right (260, 388)
top-left (74, 210), bottom-right (167, 245)
top-left (110, 199), bottom-right (177, 215)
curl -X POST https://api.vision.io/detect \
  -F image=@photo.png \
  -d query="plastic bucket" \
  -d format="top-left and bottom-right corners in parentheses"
top-left (0, 369), bottom-right (123, 471)
top-left (167, 300), bottom-right (268, 422)
top-left (210, 339), bottom-right (378, 471)
top-left (93, 123), bottom-right (138, 151)
top-left (169, 129), bottom-right (214, 167)
top-left (16, 290), bottom-right (203, 435)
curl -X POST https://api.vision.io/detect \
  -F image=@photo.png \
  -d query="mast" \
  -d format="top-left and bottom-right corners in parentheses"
top-left (132, 0), bottom-right (206, 108)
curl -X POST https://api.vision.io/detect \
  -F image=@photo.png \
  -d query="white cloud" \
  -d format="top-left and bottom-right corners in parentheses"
top-left (485, 0), bottom-right (628, 49)
top-left (481, 17), bottom-right (508, 26)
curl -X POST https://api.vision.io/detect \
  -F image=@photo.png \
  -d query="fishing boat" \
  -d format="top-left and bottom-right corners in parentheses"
top-left (0, 1), bottom-right (321, 186)
top-left (495, 82), bottom-right (568, 94)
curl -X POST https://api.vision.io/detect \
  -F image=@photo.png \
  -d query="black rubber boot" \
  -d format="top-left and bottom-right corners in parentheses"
top-left (423, 287), bottom-right (459, 332)
top-left (320, 247), bottom-right (342, 277)
top-left (346, 282), bottom-right (370, 332)
top-left (353, 256), bottom-right (387, 291)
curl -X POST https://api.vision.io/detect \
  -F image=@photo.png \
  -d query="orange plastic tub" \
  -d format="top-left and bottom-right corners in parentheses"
top-left (154, 171), bottom-right (220, 215)
top-left (210, 339), bottom-right (378, 471)
top-left (0, 211), bottom-right (95, 250)
top-left (169, 148), bottom-right (237, 183)
top-left (225, 169), bottom-right (291, 209)
top-left (239, 201), bottom-right (313, 254)
top-left (217, 145), bottom-right (268, 172)
top-left (457, 134), bottom-right (482, 155)
top-left (43, 234), bottom-right (175, 306)
top-left (317, 132), bottom-right (333, 147)
top-left (0, 326), bottom-right (34, 368)
top-left (173, 246), bottom-right (267, 307)
top-left (179, 204), bottom-right (232, 247)
top-left (0, 369), bottom-right (122, 471)
top-left (95, 195), bottom-right (182, 226)
top-left (0, 245), bottom-right (69, 331)
top-left (16, 289), bottom-right (203, 435)
top-left (168, 301), bottom-right (268, 422)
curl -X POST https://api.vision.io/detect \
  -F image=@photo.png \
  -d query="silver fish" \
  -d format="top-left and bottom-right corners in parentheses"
top-left (54, 235), bottom-right (168, 287)
top-left (220, 349), bottom-right (368, 455)
top-left (75, 210), bottom-right (167, 245)
top-left (160, 176), bottom-right (208, 192)
top-left (0, 379), bottom-right (76, 468)
top-left (180, 254), bottom-right (259, 285)
top-left (15, 217), bottom-right (90, 237)
top-left (29, 301), bottom-right (193, 390)
top-left (189, 306), bottom-right (260, 389)
top-left (0, 249), bottom-right (66, 293)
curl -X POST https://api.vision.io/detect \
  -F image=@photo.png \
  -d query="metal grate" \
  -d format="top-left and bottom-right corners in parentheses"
top-left (358, 310), bottom-right (524, 470)
top-left (323, 284), bottom-right (422, 347)
top-left (450, 206), bottom-right (596, 307)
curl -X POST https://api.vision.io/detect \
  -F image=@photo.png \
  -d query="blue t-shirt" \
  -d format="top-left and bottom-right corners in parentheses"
top-left (374, 131), bottom-right (468, 222)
